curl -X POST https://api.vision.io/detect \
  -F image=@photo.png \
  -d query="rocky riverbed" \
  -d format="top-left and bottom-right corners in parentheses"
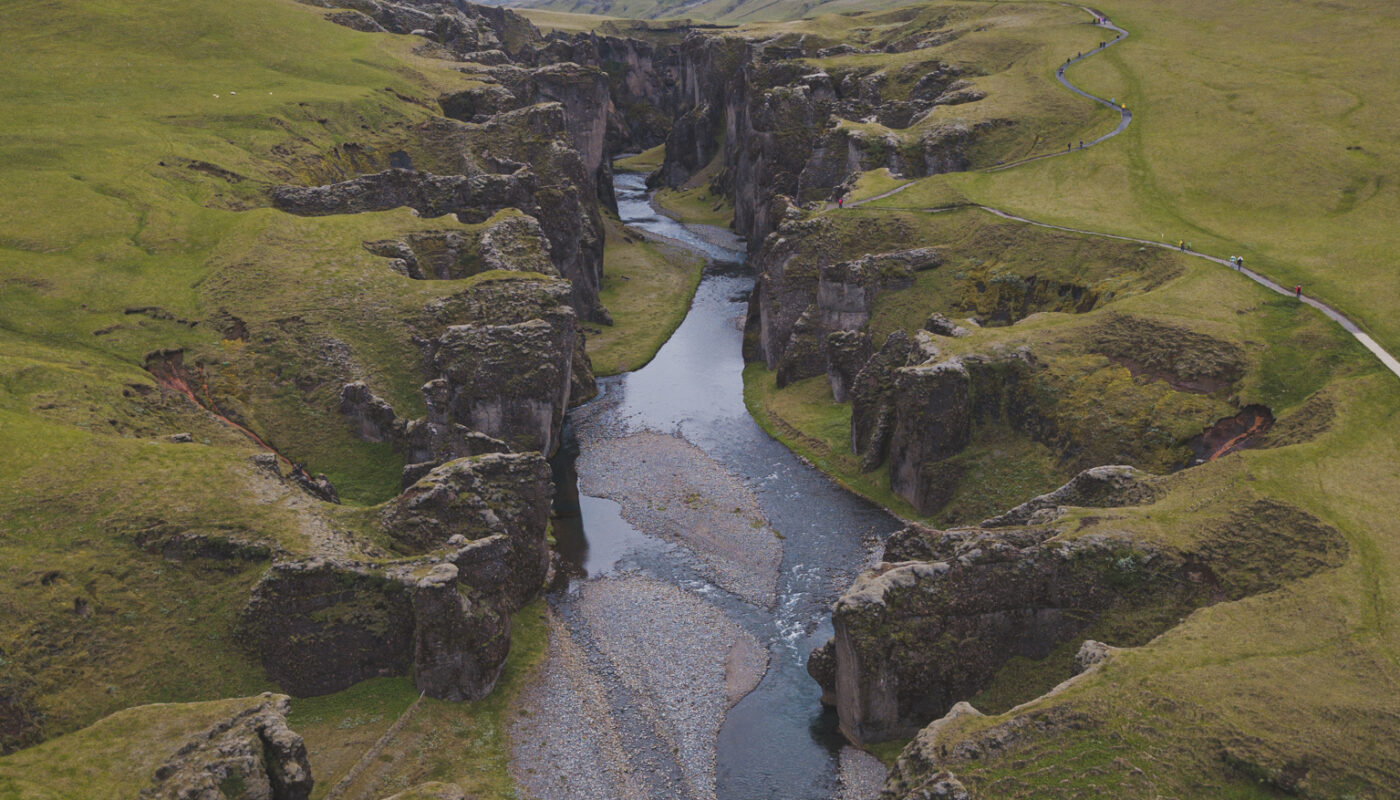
top-left (508, 173), bottom-right (902, 800)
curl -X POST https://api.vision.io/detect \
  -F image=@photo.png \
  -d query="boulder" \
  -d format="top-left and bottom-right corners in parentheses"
top-left (382, 452), bottom-right (552, 610)
top-left (980, 465), bottom-right (1162, 528)
top-left (140, 693), bottom-right (313, 800)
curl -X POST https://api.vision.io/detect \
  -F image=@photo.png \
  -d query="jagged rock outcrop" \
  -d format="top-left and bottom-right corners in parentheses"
top-left (141, 693), bottom-right (313, 800)
top-left (240, 554), bottom-right (510, 700)
top-left (312, 0), bottom-right (542, 62)
top-left (241, 449), bottom-right (550, 701)
top-left (817, 499), bottom-right (1349, 747)
top-left (382, 452), bottom-right (553, 611)
top-left (823, 529), bottom-right (1165, 744)
top-left (851, 350), bottom-right (1037, 513)
top-left (430, 318), bottom-right (574, 454)
top-left (339, 275), bottom-right (590, 484)
top-left (923, 312), bottom-right (970, 338)
top-left (364, 213), bottom-right (558, 280)
top-left (887, 360), bottom-right (972, 513)
top-left (849, 330), bottom-right (913, 471)
top-left (980, 465), bottom-right (1162, 528)
top-left (270, 168), bottom-right (535, 219)
top-left (826, 329), bottom-right (872, 403)
top-left (653, 30), bottom-right (1000, 248)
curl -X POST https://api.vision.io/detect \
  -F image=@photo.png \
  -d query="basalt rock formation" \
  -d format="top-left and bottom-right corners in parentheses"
top-left (141, 693), bottom-right (313, 800)
top-left (654, 32), bottom-right (1002, 248)
top-left (812, 495), bottom-right (1349, 747)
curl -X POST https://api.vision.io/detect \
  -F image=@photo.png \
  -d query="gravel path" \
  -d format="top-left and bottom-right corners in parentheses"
top-left (576, 432), bottom-right (782, 607)
top-left (838, 746), bottom-right (890, 800)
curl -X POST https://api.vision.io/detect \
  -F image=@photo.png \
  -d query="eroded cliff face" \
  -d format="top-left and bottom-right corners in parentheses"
top-left (241, 452), bottom-right (550, 701)
top-left (812, 493), bottom-right (1349, 749)
top-left (141, 694), bottom-right (313, 800)
top-left (651, 32), bottom-right (1001, 249)
top-left (222, 1), bottom-right (628, 706)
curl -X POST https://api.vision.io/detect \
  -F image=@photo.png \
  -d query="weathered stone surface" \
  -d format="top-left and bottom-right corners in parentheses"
top-left (240, 554), bottom-right (513, 700)
top-left (270, 168), bottom-right (534, 219)
top-left (826, 329), bottom-right (872, 403)
top-left (382, 452), bottom-right (552, 609)
top-left (850, 330), bottom-right (912, 470)
top-left (888, 360), bottom-right (971, 513)
top-left (829, 532), bottom-right (1156, 744)
top-left (980, 465), bottom-right (1162, 528)
top-left (410, 563), bottom-right (510, 701)
top-left (825, 499), bottom-right (1349, 750)
top-left (807, 637), bottom-right (838, 707)
top-left (140, 693), bottom-right (313, 800)
top-left (339, 381), bottom-right (400, 443)
top-left (923, 312), bottom-right (970, 338)
top-left (432, 319), bottom-right (574, 454)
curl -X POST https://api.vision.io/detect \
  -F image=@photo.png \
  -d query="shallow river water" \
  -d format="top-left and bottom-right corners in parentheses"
top-left (515, 171), bottom-right (901, 800)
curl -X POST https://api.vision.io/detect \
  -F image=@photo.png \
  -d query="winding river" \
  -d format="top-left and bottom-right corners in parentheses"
top-left (515, 172), bottom-right (902, 799)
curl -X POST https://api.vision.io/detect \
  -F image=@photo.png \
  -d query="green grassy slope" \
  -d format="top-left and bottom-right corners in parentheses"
top-left (737, 0), bottom-right (1400, 790)
top-left (0, 0), bottom-right (551, 750)
top-left (942, 0), bottom-right (1400, 353)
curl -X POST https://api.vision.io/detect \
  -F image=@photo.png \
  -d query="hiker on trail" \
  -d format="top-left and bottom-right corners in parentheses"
top-left (1295, 284), bottom-right (1303, 299)
top-left (1068, 143), bottom-right (1072, 152)
top-left (1079, 140), bottom-right (1084, 149)
top-left (1178, 240), bottom-right (1185, 251)
top-left (1187, 242), bottom-right (1193, 251)
top-left (1237, 256), bottom-right (1244, 270)
top-left (1230, 256), bottom-right (1239, 269)
top-left (837, 195), bottom-right (844, 208)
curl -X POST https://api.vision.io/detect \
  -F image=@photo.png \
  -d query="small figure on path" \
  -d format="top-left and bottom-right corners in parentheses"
top-left (837, 195), bottom-right (844, 209)
top-left (1187, 242), bottom-right (1193, 251)
top-left (1068, 143), bottom-right (1072, 152)
top-left (1295, 284), bottom-right (1303, 299)
top-left (1178, 240), bottom-right (1185, 251)
top-left (1237, 255), bottom-right (1244, 270)
top-left (1229, 256), bottom-right (1239, 269)
top-left (1079, 140), bottom-right (1084, 149)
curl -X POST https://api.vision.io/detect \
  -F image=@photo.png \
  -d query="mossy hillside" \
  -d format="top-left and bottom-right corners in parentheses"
top-left (614, 143), bottom-right (667, 173)
top-left (943, 0), bottom-right (1400, 353)
top-left (654, 142), bottom-right (734, 227)
top-left (0, 0), bottom-right (579, 751)
top-left (918, 376), bottom-right (1400, 795)
top-left (780, 3), bottom-right (1119, 169)
top-left (588, 217), bottom-right (704, 376)
top-left (290, 601), bottom-right (550, 800)
top-left (0, 695), bottom-right (273, 799)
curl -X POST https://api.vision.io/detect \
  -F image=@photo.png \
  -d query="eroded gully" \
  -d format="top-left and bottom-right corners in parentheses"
top-left (509, 172), bottom-right (901, 799)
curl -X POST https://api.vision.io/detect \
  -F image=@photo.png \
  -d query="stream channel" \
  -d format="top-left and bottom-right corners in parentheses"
top-left (514, 171), bottom-right (902, 800)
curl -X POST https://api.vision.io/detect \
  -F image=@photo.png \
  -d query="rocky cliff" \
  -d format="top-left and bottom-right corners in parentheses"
top-left (141, 694), bottom-right (313, 800)
top-left (811, 491), bottom-right (1349, 748)
top-left (652, 32), bottom-right (1002, 249)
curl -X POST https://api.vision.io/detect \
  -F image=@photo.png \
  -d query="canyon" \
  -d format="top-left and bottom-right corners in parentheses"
top-left (0, 0), bottom-right (1395, 798)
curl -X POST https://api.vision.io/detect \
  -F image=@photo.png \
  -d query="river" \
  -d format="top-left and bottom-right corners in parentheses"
top-left (512, 171), bottom-right (902, 800)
